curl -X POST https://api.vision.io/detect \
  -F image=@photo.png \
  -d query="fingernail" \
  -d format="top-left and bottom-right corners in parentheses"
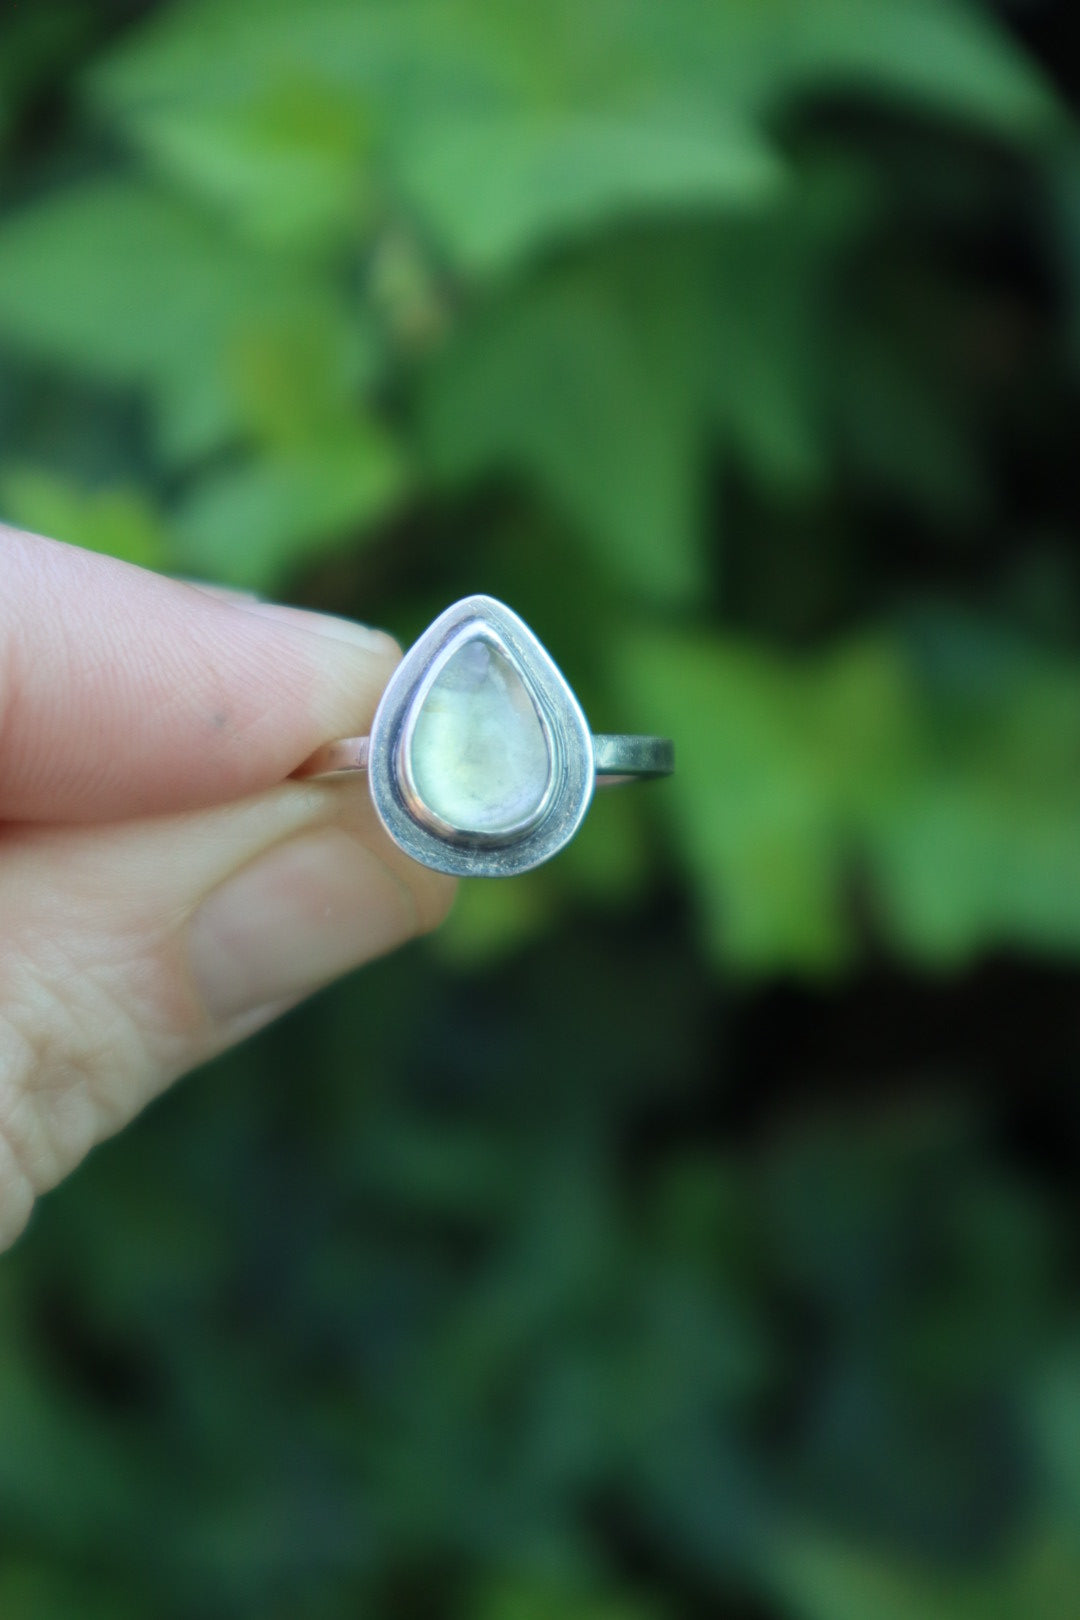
top-left (188, 827), bottom-right (418, 1022)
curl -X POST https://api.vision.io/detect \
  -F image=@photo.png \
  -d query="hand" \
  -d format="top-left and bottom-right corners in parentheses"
top-left (0, 527), bottom-right (455, 1249)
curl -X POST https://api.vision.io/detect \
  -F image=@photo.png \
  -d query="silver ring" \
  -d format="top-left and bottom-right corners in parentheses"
top-left (297, 594), bottom-right (674, 877)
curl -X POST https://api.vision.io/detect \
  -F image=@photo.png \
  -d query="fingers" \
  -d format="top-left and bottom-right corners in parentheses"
top-left (0, 777), bottom-right (456, 1249)
top-left (0, 529), bottom-right (457, 1246)
top-left (0, 525), bottom-right (401, 822)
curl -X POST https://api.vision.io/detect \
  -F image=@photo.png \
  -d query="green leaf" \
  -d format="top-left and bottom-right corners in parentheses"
top-left (0, 180), bottom-right (355, 466)
top-left (0, 1559), bottom-right (142, 1620)
top-left (94, 0), bottom-right (784, 273)
top-left (614, 621), bottom-right (1080, 973)
top-left (611, 630), bottom-right (910, 970)
top-left (85, 0), bottom-right (1052, 293)
top-left (703, 154), bottom-right (880, 496)
top-left (1029, 1342), bottom-right (1080, 1531)
top-left (869, 616), bottom-right (1080, 964)
top-left (174, 421), bottom-right (409, 589)
top-left (476, 1574), bottom-right (668, 1620)
top-left (114, 81), bottom-right (374, 250)
top-left (422, 238), bottom-right (710, 603)
top-left (0, 466), bottom-right (170, 569)
top-left (223, 302), bottom-right (380, 452)
top-left (838, 328), bottom-right (989, 525)
top-left (771, 1529), bottom-right (1080, 1620)
top-left (396, 109), bottom-right (782, 276)
top-left (778, 0), bottom-right (1060, 140)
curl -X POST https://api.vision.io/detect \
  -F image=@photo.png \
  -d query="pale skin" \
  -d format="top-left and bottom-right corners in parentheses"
top-left (0, 527), bottom-right (456, 1249)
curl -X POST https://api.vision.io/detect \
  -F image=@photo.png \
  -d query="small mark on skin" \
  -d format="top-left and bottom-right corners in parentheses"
top-left (211, 712), bottom-right (229, 730)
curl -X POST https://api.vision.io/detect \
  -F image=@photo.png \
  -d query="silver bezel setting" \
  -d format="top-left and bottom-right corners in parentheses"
top-left (367, 595), bottom-right (595, 877)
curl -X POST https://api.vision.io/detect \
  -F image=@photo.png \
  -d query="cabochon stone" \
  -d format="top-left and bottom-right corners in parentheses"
top-left (407, 637), bottom-right (551, 835)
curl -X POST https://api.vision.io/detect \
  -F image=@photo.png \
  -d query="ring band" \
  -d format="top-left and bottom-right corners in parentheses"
top-left (592, 734), bottom-right (674, 782)
top-left (296, 594), bottom-right (673, 877)
top-left (298, 732), bottom-right (674, 783)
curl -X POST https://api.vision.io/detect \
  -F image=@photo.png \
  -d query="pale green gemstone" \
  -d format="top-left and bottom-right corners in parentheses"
top-left (407, 637), bottom-right (551, 834)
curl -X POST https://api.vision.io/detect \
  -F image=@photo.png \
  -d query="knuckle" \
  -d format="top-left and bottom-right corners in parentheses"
top-left (0, 935), bottom-right (161, 1247)
top-left (0, 1020), bottom-right (42, 1248)
top-left (0, 976), bottom-right (75, 1245)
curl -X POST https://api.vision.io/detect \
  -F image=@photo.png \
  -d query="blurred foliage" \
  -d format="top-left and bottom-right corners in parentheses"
top-left (3, 1), bottom-right (1080, 1616)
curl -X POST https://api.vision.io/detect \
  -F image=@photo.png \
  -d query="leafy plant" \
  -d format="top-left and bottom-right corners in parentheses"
top-left (2, 3), bottom-right (1080, 1617)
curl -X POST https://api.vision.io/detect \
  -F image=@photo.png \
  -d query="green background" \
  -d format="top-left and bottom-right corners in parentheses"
top-left (3, 1), bottom-right (1080, 1614)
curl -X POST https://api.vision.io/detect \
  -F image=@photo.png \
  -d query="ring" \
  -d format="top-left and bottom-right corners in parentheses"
top-left (296, 594), bottom-right (673, 877)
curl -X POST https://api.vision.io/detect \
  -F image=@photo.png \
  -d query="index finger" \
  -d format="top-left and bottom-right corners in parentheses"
top-left (0, 527), bottom-right (398, 823)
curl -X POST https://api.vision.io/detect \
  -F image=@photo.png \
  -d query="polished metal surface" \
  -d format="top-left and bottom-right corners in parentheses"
top-left (593, 734), bottom-right (675, 781)
top-left (299, 595), bottom-right (673, 877)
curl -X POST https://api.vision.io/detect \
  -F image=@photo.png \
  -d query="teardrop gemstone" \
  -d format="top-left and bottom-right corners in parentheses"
top-left (406, 636), bottom-right (552, 835)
